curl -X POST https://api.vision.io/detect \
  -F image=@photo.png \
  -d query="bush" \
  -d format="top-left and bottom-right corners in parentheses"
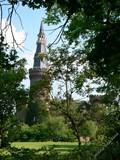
top-left (0, 117), bottom-right (21, 147)
top-left (32, 116), bottom-right (75, 141)
top-left (18, 116), bottom-right (75, 142)
top-left (19, 124), bottom-right (35, 141)
top-left (0, 147), bottom-right (62, 160)
top-left (0, 147), bottom-right (40, 160)
top-left (81, 120), bottom-right (98, 138)
top-left (66, 143), bottom-right (100, 160)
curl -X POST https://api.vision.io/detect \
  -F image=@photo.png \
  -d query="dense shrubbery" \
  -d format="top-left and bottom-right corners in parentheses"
top-left (0, 145), bottom-right (97, 160)
top-left (16, 117), bottom-right (98, 143)
top-left (1, 143), bottom-right (114, 160)
top-left (18, 116), bottom-right (75, 142)
top-left (0, 147), bottom-right (64, 160)
top-left (0, 147), bottom-right (41, 160)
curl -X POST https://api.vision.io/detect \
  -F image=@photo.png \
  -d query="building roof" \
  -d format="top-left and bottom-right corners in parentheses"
top-left (33, 21), bottom-right (47, 69)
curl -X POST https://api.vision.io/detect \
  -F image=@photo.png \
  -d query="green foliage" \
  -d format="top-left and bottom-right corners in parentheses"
top-left (44, 0), bottom-right (120, 93)
top-left (4, 117), bottom-right (21, 142)
top-left (29, 73), bottom-right (51, 100)
top-left (0, 117), bottom-right (21, 147)
top-left (26, 100), bottom-right (49, 125)
top-left (0, 51), bottom-right (26, 120)
top-left (38, 116), bottom-right (74, 141)
top-left (81, 120), bottom-right (98, 138)
top-left (49, 44), bottom-right (80, 81)
top-left (66, 143), bottom-right (101, 160)
top-left (0, 146), bottom-right (62, 160)
top-left (0, 35), bottom-right (27, 147)
top-left (18, 124), bottom-right (35, 141)
top-left (26, 73), bottom-right (51, 125)
top-left (0, 145), bottom-right (99, 160)
top-left (104, 109), bottom-right (120, 137)
top-left (95, 140), bottom-right (120, 160)
top-left (1, 142), bottom-right (120, 160)
top-left (0, 143), bottom-right (100, 160)
top-left (0, 147), bottom-right (40, 160)
top-left (51, 99), bottom-right (91, 145)
top-left (19, 116), bottom-right (74, 142)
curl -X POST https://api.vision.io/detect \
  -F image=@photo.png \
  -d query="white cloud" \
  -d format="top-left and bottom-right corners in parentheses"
top-left (1, 19), bottom-right (34, 88)
top-left (1, 19), bottom-right (25, 48)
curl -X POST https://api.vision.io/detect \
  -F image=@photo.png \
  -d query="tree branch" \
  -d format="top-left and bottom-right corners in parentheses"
top-left (49, 15), bottom-right (71, 46)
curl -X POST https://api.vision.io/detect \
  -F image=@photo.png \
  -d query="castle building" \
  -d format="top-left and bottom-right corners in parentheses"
top-left (29, 21), bottom-right (50, 101)
top-left (16, 21), bottom-right (50, 123)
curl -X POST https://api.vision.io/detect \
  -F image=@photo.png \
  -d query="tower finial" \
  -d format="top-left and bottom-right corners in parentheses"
top-left (39, 20), bottom-right (44, 35)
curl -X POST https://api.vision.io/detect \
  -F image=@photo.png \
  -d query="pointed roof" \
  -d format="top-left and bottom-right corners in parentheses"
top-left (39, 20), bottom-right (44, 36)
top-left (33, 20), bottom-right (47, 69)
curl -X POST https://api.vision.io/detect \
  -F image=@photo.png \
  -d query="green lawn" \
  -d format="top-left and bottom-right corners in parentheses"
top-left (11, 141), bottom-right (78, 153)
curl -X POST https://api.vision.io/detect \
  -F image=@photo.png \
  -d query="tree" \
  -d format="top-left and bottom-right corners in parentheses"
top-left (49, 45), bottom-right (80, 146)
top-left (45, 0), bottom-right (120, 80)
top-left (49, 44), bottom-right (80, 99)
top-left (49, 45), bottom-right (102, 146)
top-left (46, 0), bottom-right (120, 102)
top-left (0, 35), bottom-right (27, 147)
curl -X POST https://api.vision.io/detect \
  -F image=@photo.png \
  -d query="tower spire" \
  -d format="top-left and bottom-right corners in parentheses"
top-left (39, 20), bottom-right (44, 36)
top-left (33, 21), bottom-right (47, 69)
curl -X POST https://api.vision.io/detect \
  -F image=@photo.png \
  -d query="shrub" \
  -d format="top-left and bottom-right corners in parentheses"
top-left (0, 147), bottom-right (40, 160)
top-left (18, 116), bottom-right (75, 142)
top-left (81, 120), bottom-right (98, 138)
top-left (19, 124), bottom-right (35, 141)
top-left (0, 147), bottom-right (62, 160)
top-left (66, 143), bottom-right (99, 160)
top-left (32, 116), bottom-right (75, 141)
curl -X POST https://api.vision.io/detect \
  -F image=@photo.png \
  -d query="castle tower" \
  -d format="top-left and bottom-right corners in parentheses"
top-left (29, 21), bottom-right (50, 101)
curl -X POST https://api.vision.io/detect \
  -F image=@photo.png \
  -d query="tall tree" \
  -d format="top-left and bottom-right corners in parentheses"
top-left (0, 35), bottom-right (27, 147)
top-left (49, 45), bottom-right (101, 147)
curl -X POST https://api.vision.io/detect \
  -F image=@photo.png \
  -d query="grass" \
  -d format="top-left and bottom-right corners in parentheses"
top-left (11, 141), bottom-right (78, 153)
